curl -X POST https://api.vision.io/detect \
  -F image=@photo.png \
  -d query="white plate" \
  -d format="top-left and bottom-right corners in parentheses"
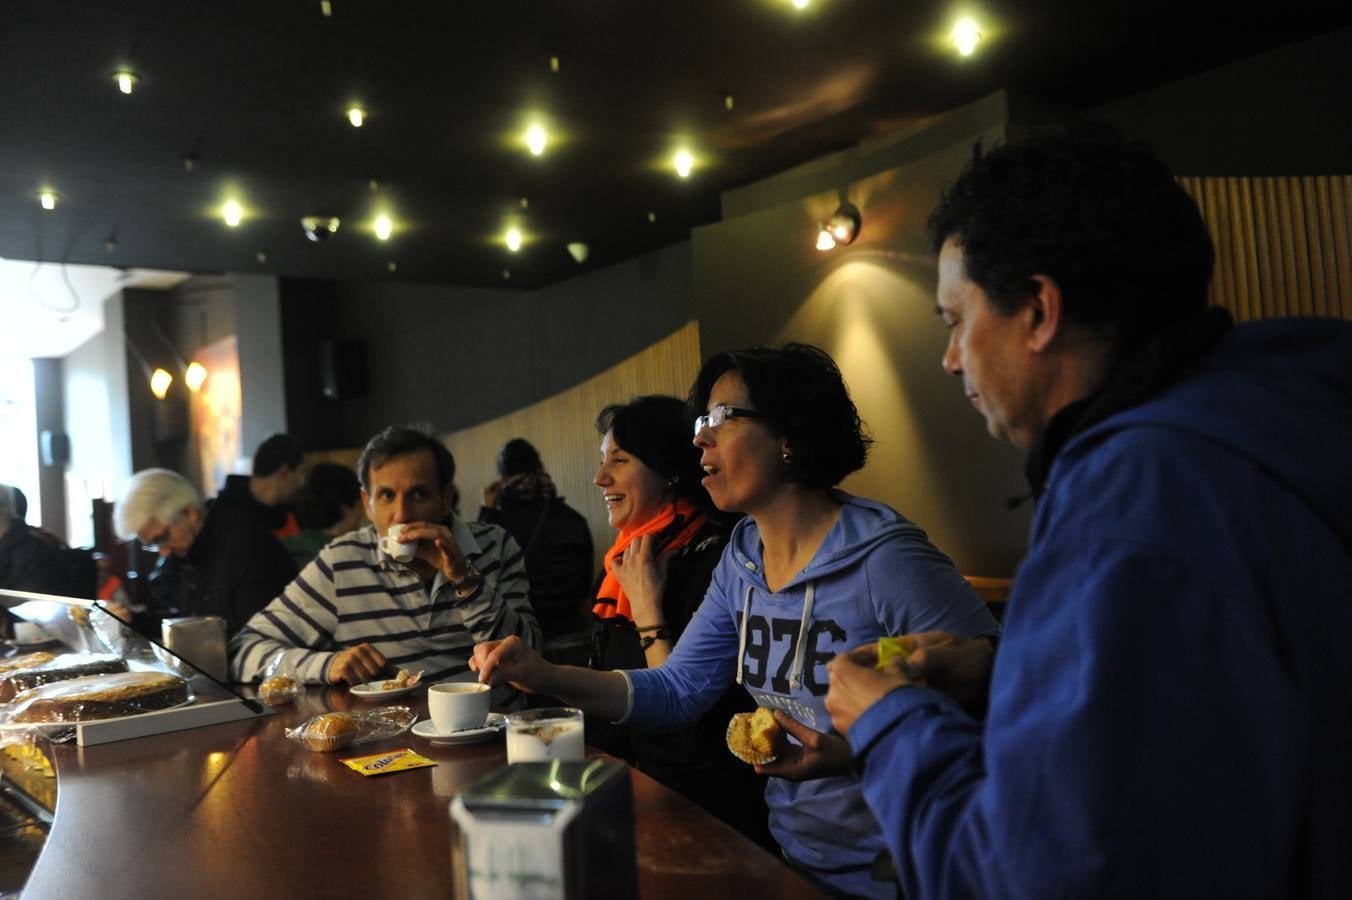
top-left (411, 713), bottom-right (506, 745)
top-left (349, 680), bottom-right (419, 700)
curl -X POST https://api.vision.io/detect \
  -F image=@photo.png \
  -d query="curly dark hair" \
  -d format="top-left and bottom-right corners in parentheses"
top-left (688, 343), bottom-right (871, 490)
top-left (296, 463), bottom-right (361, 530)
top-left (927, 122), bottom-right (1215, 353)
top-left (596, 396), bottom-right (712, 510)
top-left (357, 425), bottom-right (456, 493)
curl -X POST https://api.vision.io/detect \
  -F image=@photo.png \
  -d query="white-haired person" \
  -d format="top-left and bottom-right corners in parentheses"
top-left (114, 468), bottom-right (295, 636)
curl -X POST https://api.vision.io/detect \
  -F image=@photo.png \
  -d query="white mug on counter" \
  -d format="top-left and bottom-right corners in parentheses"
top-left (427, 682), bottom-right (491, 733)
top-left (505, 707), bottom-right (585, 763)
top-left (379, 525), bottom-right (417, 563)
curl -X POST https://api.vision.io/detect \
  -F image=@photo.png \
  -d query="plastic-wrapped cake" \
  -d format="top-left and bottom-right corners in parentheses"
top-left (6, 671), bottom-right (191, 724)
top-left (0, 654), bottom-right (128, 702)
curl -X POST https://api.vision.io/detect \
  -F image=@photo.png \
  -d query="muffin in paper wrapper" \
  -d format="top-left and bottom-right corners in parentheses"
top-left (257, 656), bottom-right (302, 707)
top-left (726, 708), bottom-right (784, 766)
top-left (286, 705), bottom-right (417, 753)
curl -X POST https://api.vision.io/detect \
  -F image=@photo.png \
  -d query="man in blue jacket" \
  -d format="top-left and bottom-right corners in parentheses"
top-left (825, 124), bottom-right (1352, 898)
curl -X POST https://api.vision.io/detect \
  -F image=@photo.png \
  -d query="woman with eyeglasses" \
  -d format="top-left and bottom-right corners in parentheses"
top-left (586, 395), bottom-right (771, 850)
top-left (473, 344), bottom-right (998, 898)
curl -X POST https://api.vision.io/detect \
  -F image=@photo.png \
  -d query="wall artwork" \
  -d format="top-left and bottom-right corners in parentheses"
top-left (192, 334), bottom-right (243, 496)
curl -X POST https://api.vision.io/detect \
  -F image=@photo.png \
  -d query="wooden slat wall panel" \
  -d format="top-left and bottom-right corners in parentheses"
top-left (1178, 175), bottom-right (1352, 322)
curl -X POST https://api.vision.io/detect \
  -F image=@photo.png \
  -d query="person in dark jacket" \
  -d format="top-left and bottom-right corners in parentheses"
top-left (0, 482), bottom-right (88, 598)
top-left (215, 433), bottom-right (305, 538)
top-left (825, 124), bottom-right (1352, 899)
top-left (114, 468), bottom-right (296, 637)
top-left (478, 439), bottom-right (593, 666)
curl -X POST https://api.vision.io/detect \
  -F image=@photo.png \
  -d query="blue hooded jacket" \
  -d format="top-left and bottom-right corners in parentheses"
top-left (850, 318), bottom-right (1352, 898)
top-left (626, 494), bottom-right (998, 897)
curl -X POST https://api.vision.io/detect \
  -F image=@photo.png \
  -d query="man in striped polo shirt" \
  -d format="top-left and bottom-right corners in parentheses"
top-left (229, 426), bottom-right (540, 699)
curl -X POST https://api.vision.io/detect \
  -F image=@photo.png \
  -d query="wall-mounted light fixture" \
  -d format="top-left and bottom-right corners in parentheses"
top-left (113, 69), bottom-right (140, 95)
top-left (127, 338), bottom-right (173, 400)
top-left (816, 201), bottom-right (861, 251)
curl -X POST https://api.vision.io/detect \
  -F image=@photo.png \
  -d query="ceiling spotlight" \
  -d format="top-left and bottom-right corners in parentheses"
top-left (525, 124), bottom-right (548, 157)
top-left (185, 362), bottom-right (209, 392)
top-left (792, 0), bottom-right (810, 9)
top-left (520, 197), bottom-right (529, 209)
top-left (647, 211), bottom-right (657, 223)
top-left (502, 269), bottom-right (512, 280)
top-left (320, 0), bottom-right (332, 16)
top-left (505, 227), bottom-right (523, 252)
top-left (723, 93), bottom-right (734, 111)
top-left (673, 150), bottom-right (694, 178)
top-left (347, 105), bottom-right (366, 128)
top-left (301, 216), bottom-right (340, 241)
top-left (374, 214), bottom-right (393, 241)
top-left (952, 18), bottom-right (982, 56)
top-left (114, 70), bottom-right (139, 95)
top-left (39, 190), bottom-right (57, 211)
top-left (368, 178), bottom-right (379, 192)
top-left (567, 242), bottom-right (589, 264)
top-left (149, 368), bottom-right (173, 400)
top-left (549, 56), bottom-right (560, 73)
top-left (223, 200), bottom-right (243, 227)
top-left (387, 261), bottom-right (397, 273)
top-left (816, 228), bottom-right (836, 252)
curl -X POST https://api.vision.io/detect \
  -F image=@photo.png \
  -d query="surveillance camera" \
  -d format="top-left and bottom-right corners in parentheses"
top-left (300, 216), bottom-right (341, 242)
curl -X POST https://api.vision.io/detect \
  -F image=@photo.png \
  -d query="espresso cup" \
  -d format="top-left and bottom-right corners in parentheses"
top-left (379, 525), bottom-right (417, 563)
top-left (427, 682), bottom-right (491, 733)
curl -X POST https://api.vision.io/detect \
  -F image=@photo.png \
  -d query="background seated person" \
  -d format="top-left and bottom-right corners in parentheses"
top-left (113, 469), bottom-right (295, 636)
top-left (216, 433), bottom-right (305, 539)
top-left (473, 344), bottom-right (998, 899)
top-left (478, 438), bottom-right (593, 666)
top-left (230, 426), bottom-right (541, 704)
top-left (587, 395), bottom-right (770, 850)
top-left (283, 462), bottom-right (365, 568)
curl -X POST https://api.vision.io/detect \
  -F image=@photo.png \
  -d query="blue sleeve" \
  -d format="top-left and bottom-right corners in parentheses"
top-left (851, 447), bottom-right (1309, 898)
top-left (866, 531), bottom-right (999, 639)
top-left (626, 554), bottom-right (741, 729)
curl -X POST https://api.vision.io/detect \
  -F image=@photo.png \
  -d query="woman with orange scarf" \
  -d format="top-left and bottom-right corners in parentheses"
top-left (588, 395), bottom-right (772, 850)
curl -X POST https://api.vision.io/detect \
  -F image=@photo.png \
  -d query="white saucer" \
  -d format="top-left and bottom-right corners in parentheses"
top-left (411, 713), bottom-right (506, 745)
top-left (349, 680), bottom-right (418, 700)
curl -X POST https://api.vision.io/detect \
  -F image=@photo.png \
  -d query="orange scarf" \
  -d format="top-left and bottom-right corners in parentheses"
top-left (592, 500), bottom-right (706, 622)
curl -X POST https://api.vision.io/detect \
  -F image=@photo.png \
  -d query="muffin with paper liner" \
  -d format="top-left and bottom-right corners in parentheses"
top-left (726, 707), bottom-right (785, 765)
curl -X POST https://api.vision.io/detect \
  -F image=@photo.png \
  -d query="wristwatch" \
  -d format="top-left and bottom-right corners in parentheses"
top-left (448, 562), bottom-right (482, 597)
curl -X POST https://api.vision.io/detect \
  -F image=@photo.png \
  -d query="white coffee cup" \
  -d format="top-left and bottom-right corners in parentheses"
top-left (380, 524), bottom-right (417, 563)
top-left (427, 682), bottom-right (491, 733)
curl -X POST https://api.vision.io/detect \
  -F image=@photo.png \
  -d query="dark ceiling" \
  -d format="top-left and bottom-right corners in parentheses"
top-left (1, 1), bottom-right (1347, 289)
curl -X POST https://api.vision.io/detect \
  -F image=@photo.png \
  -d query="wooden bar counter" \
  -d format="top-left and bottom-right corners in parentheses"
top-left (19, 686), bottom-right (824, 899)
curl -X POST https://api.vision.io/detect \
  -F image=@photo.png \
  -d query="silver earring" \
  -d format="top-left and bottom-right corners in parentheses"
top-left (781, 448), bottom-right (793, 465)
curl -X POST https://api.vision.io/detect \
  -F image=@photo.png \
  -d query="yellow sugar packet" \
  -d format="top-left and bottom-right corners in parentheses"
top-left (340, 747), bottom-right (437, 776)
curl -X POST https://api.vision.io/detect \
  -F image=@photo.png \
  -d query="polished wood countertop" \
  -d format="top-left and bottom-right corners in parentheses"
top-left (21, 686), bottom-right (823, 899)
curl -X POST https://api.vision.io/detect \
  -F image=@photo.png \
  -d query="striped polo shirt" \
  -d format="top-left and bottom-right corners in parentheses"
top-left (229, 518), bottom-right (539, 688)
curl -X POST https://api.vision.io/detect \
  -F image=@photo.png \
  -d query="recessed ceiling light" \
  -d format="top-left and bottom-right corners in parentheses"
top-left (792, 0), bottom-right (810, 9)
top-left (223, 200), bottom-right (243, 227)
top-left (39, 190), bottom-right (57, 211)
top-left (505, 227), bottom-right (523, 252)
top-left (374, 214), bottom-right (393, 241)
top-left (525, 124), bottom-right (548, 157)
top-left (387, 261), bottom-right (397, 272)
top-left (673, 150), bottom-right (694, 178)
top-left (647, 211), bottom-right (656, 223)
top-left (320, 0), bottom-right (332, 16)
top-left (347, 105), bottom-right (366, 128)
top-left (113, 70), bottom-right (139, 95)
top-left (952, 18), bottom-right (981, 56)
top-left (549, 56), bottom-right (560, 73)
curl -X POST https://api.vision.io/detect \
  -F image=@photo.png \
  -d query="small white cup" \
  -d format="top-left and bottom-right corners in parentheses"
top-left (379, 524), bottom-right (417, 563)
top-left (505, 707), bottom-right (585, 763)
top-left (427, 682), bottom-right (491, 733)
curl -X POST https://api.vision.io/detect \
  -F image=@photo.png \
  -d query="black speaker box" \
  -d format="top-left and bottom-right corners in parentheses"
top-left (320, 339), bottom-right (369, 400)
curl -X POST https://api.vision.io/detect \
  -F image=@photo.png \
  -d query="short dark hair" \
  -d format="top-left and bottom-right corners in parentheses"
top-left (927, 122), bottom-right (1215, 354)
top-left (357, 425), bottom-right (456, 493)
top-left (498, 438), bottom-right (543, 478)
top-left (253, 434), bottom-right (304, 477)
top-left (295, 463), bottom-right (361, 529)
top-left (689, 343), bottom-right (871, 490)
top-left (596, 396), bottom-right (711, 509)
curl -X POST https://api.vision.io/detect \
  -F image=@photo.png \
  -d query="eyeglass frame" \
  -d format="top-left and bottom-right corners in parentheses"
top-left (138, 508), bottom-right (190, 554)
top-left (693, 403), bottom-right (767, 436)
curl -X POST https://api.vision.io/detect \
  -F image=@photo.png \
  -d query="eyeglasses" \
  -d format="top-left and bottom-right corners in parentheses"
top-left (139, 509), bottom-right (187, 553)
top-left (694, 403), bottom-right (767, 436)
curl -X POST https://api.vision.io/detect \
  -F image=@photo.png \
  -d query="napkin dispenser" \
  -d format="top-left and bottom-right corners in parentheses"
top-left (160, 616), bottom-right (227, 681)
top-left (450, 759), bottom-right (637, 900)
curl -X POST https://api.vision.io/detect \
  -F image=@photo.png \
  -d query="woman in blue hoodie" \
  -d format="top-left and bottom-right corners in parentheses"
top-left (473, 343), bottom-right (998, 898)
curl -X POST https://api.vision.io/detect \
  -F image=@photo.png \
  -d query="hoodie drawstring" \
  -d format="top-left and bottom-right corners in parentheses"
top-left (789, 581), bottom-right (815, 690)
top-left (736, 584), bottom-right (752, 685)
